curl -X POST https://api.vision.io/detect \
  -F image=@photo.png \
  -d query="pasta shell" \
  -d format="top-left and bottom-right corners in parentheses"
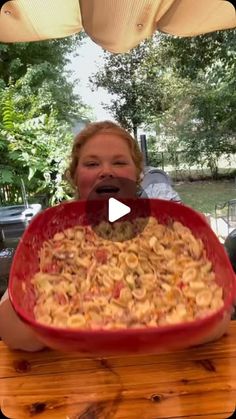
top-left (189, 280), bottom-right (205, 291)
top-left (75, 230), bottom-right (84, 240)
top-left (210, 298), bottom-right (224, 310)
top-left (196, 290), bottom-right (212, 307)
top-left (37, 315), bottom-right (52, 325)
top-left (149, 236), bottom-right (157, 248)
top-left (53, 232), bottom-right (65, 241)
top-left (102, 276), bottom-right (114, 289)
top-left (125, 274), bottom-right (135, 287)
top-left (109, 267), bottom-right (124, 281)
top-left (119, 288), bottom-right (132, 303)
top-left (67, 314), bottom-right (86, 328)
top-left (64, 228), bottom-right (75, 239)
top-left (182, 268), bottom-right (197, 283)
top-left (188, 238), bottom-right (203, 260)
top-left (132, 288), bottom-right (146, 300)
top-left (125, 253), bottom-right (139, 269)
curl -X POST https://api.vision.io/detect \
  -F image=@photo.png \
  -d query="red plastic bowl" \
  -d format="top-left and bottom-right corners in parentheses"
top-left (9, 199), bottom-right (236, 355)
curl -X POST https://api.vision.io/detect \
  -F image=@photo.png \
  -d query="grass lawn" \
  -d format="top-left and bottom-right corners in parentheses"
top-left (175, 180), bottom-right (236, 215)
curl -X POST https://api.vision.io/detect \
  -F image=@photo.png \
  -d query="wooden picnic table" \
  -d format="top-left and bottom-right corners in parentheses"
top-left (0, 321), bottom-right (236, 419)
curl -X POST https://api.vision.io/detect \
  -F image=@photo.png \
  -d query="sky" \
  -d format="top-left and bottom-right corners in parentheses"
top-left (68, 37), bottom-right (114, 121)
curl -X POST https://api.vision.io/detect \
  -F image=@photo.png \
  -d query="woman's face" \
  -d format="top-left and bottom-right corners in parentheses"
top-left (75, 133), bottom-right (137, 199)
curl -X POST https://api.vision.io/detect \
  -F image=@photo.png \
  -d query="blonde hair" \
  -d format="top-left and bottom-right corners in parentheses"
top-left (67, 120), bottom-right (143, 188)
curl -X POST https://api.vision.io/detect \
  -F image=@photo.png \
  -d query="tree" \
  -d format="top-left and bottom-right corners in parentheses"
top-left (90, 38), bottom-right (167, 138)
top-left (156, 74), bottom-right (236, 177)
top-left (0, 80), bottom-right (75, 204)
top-left (0, 35), bottom-right (90, 123)
top-left (91, 28), bottom-right (236, 176)
top-left (0, 35), bottom-right (83, 83)
top-left (156, 30), bottom-right (236, 81)
top-left (0, 36), bottom-right (92, 204)
top-left (151, 29), bottom-right (236, 176)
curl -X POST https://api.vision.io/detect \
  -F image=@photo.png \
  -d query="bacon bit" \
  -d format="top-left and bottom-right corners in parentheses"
top-left (95, 249), bottom-right (108, 264)
top-left (54, 293), bottom-right (68, 305)
top-left (178, 281), bottom-right (185, 290)
top-left (83, 292), bottom-right (94, 301)
top-left (70, 295), bottom-right (81, 312)
top-left (112, 280), bottom-right (124, 299)
top-left (43, 263), bottom-right (59, 274)
top-left (85, 229), bottom-right (95, 242)
top-left (54, 241), bottom-right (63, 249)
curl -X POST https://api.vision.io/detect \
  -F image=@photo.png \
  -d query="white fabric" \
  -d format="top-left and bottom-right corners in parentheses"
top-left (0, 0), bottom-right (82, 42)
top-left (0, 0), bottom-right (235, 52)
top-left (144, 182), bottom-right (181, 201)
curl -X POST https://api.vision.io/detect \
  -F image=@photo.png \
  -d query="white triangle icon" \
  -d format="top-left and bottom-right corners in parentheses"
top-left (108, 197), bottom-right (131, 223)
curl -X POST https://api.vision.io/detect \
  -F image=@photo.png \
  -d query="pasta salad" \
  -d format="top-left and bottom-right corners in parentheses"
top-left (29, 217), bottom-right (224, 329)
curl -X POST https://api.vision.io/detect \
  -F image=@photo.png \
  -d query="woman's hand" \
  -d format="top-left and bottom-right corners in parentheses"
top-left (192, 310), bottom-right (232, 347)
top-left (0, 296), bottom-right (45, 352)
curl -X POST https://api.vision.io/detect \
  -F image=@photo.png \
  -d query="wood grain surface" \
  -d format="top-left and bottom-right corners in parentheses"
top-left (0, 322), bottom-right (236, 419)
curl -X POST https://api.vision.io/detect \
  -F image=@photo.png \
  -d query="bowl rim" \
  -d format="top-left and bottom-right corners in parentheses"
top-left (8, 198), bottom-right (236, 337)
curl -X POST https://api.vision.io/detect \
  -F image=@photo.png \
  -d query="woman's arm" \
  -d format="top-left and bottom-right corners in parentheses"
top-left (0, 290), bottom-right (45, 351)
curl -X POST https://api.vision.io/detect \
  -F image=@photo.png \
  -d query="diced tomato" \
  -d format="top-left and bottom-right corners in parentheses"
top-left (178, 281), bottom-right (185, 290)
top-left (43, 263), bottom-right (59, 274)
top-left (95, 249), bottom-right (108, 264)
top-left (112, 280), bottom-right (124, 299)
top-left (54, 293), bottom-right (68, 305)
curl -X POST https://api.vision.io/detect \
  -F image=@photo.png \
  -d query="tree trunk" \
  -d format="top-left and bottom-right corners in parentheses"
top-left (133, 125), bottom-right (138, 139)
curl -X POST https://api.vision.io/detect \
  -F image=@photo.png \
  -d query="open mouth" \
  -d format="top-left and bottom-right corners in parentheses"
top-left (95, 185), bottom-right (120, 196)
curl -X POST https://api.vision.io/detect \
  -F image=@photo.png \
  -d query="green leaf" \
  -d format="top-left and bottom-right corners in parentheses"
top-left (0, 167), bottom-right (14, 183)
top-left (21, 152), bottom-right (30, 162)
top-left (28, 166), bottom-right (36, 180)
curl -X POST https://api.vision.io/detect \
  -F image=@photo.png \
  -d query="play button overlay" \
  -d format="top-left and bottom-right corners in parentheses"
top-left (86, 177), bottom-right (150, 241)
top-left (108, 198), bottom-right (130, 222)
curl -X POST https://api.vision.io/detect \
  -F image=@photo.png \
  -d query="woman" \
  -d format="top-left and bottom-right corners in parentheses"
top-left (0, 121), bottom-right (230, 351)
top-left (69, 121), bottom-right (143, 199)
top-left (0, 121), bottom-right (145, 351)
top-left (69, 120), bottom-right (180, 201)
